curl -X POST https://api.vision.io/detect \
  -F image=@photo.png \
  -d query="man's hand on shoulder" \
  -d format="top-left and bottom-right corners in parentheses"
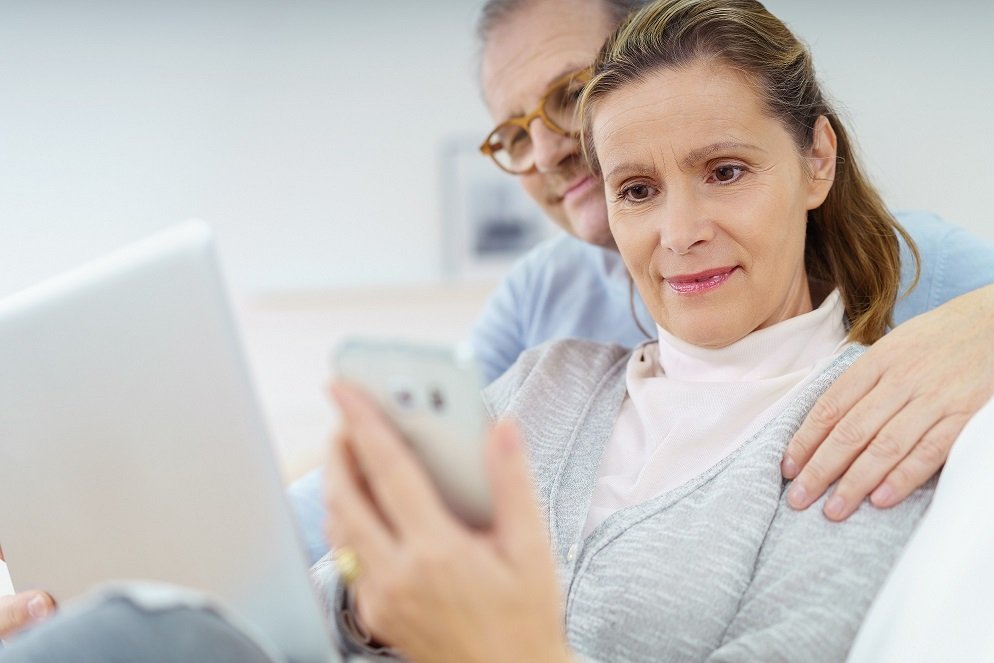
top-left (782, 283), bottom-right (994, 520)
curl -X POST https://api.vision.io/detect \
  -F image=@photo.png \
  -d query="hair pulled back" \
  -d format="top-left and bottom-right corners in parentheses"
top-left (580, 0), bottom-right (918, 343)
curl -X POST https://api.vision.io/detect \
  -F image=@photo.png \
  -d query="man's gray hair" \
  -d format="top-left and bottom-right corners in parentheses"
top-left (476, 0), bottom-right (648, 45)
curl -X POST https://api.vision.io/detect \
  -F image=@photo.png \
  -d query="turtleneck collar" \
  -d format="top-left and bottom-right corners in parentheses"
top-left (651, 289), bottom-right (848, 383)
top-left (582, 289), bottom-right (850, 538)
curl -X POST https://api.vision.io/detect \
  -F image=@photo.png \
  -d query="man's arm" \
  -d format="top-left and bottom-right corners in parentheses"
top-left (784, 216), bottom-right (994, 519)
top-left (469, 266), bottom-right (530, 384)
top-left (286, 467), bottom-right (331, 566)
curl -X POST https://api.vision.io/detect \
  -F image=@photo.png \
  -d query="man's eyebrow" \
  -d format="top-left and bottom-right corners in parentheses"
top-left (499, 63), bottom-right (590, 118)
top-left (682, 141), bottom-right (765, 168)
top-left (528, 63), bottom-right (589, 109)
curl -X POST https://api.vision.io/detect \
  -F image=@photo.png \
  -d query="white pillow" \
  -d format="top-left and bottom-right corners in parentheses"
top-left (848, 394), bottom-right (994, 661)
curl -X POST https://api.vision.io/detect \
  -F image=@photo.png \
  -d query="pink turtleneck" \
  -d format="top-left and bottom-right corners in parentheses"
top-left (583, 290), bottom-right (850, 537)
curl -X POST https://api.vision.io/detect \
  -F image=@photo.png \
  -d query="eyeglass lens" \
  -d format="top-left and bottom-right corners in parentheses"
top-left (486, 74), bottom-right (587, 173)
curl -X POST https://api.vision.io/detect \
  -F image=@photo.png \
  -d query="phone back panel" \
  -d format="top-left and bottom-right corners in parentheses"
top-left (335, 340), bottom-right (492, 528)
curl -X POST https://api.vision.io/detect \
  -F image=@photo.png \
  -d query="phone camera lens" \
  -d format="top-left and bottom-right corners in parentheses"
top-left (429, 388), bottom-right (446, 412)
top-left (394, 389), bottom-right (414, 409)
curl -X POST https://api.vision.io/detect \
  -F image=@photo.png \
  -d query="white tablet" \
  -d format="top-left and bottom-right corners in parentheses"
top-left (0, 221), bottom-right (339, 662)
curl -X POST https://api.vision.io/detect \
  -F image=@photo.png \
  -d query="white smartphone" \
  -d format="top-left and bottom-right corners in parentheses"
top-left (332, 338), bottom-right (493, 528)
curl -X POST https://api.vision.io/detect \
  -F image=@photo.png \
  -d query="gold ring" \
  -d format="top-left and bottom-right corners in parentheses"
top-left (334, 546), bottom-right (361, 585)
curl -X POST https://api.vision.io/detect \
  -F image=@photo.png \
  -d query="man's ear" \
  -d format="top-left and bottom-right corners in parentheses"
top-left (805, 115), bottom-right (837, 210)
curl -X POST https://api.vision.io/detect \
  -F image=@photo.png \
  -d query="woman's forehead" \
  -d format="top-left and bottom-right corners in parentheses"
top-left (592, 64), bottom-right (784, 168)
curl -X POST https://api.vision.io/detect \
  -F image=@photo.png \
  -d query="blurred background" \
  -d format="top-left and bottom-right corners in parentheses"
top-left (2, 0), bottom-right (992, 481)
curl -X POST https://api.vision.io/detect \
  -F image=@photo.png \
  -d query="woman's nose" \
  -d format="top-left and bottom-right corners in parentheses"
top-left (658, 192), bottom-right (715, 255)
top-left (529, 119), bottom-right (577, 173)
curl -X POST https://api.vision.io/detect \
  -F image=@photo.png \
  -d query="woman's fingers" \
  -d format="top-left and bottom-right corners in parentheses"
top-left (486, 420), bottom-right (548, 562)
top-left (330, 383), bottom-right (455, 541)
top-left (323, 394), bottom-right (569, 661)
top-left (324, 429), bottom-right (394, 569)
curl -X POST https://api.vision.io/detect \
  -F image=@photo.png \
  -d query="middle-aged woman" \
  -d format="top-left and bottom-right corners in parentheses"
top-left (314, 1), bottom-right (937, 661)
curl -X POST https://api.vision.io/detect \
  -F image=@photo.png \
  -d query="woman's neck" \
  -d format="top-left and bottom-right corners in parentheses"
top-left (653, 289), bottom-right (848, 383)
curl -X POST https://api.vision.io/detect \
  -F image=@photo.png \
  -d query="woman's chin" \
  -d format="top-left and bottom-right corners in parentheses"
top-left (663, 318), bottom-right (747, 349)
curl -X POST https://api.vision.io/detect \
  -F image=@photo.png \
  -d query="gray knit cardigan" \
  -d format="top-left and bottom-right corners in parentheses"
top-left (318, 339), bottom-right (935, 662)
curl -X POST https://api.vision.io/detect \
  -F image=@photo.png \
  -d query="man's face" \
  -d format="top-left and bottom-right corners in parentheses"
top-left (480, 0), bottom-right (615, 247)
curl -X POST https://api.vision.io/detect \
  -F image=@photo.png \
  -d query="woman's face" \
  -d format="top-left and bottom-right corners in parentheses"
top-left (592, 61), bottom-right (836, 348)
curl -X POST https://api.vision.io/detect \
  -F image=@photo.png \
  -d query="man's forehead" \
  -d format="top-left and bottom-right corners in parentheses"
top-left (483, 54), bottom-right (591, 116)
top-left (479, 0), bottom-right (611, 118)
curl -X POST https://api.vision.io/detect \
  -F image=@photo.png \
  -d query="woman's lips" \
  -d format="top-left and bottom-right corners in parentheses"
top-left (666, 267), bottom-right (738, 294)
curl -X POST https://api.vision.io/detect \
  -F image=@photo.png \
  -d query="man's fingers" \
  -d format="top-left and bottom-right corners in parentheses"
top-left (787, 378), bottom-right (906, 509)
top-left (783, 362), bottom-right (882, 479)
top-left (820, 399), bottom-right (936, 520)
top-left (486, 420), bottom-right (547, 562)
top-left (0, 591), bottom-right (55, 638)
top-left (870, 415), bottom-right (965, 508)
top-left (331, 383), bottom-right (455, 540)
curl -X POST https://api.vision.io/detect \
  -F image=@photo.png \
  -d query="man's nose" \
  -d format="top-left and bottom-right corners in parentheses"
top-left (529, 118), bottom-right (577, 173)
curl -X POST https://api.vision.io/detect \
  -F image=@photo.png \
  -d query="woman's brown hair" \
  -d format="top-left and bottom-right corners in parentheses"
top-left (579, 0), bottom-right (919, 344)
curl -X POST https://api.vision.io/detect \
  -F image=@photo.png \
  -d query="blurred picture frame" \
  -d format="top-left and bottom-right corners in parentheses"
top-left (440, 136), bottom-right (556, 282)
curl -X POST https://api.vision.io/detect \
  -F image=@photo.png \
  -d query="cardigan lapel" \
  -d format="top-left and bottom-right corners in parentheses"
top-left (546, 354), bottom-right (630, 561)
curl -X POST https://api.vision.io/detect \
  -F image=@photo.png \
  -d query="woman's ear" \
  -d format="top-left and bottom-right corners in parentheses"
top-left (805, 115), bottom-right (837, 210)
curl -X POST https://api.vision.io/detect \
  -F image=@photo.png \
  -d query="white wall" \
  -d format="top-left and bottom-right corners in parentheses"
top-left (763, 0), bottom-right (994, 234)
top-left (0, 0), bottom-right (491, 298)
top-left (1, 1), bottom-right (991, 300)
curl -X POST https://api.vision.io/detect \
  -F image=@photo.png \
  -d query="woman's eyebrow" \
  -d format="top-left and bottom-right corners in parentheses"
top-left (681, 141), bottom-right (765, 168)
top-left (606, 142), bottom-right (766, 181)
top-left (604, 162), bottom-right (654, 182)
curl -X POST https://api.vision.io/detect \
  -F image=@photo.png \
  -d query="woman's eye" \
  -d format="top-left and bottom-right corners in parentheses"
top-left (710, 165), bottom-right (744, 184)
top-left (620, 183), bottom-right (654, 202)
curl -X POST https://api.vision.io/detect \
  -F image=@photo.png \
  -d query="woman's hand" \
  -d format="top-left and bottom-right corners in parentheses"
top-left (783, 284), bottom-right (994, 520)
top-left (323, 383), bottom-right (573, 663)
